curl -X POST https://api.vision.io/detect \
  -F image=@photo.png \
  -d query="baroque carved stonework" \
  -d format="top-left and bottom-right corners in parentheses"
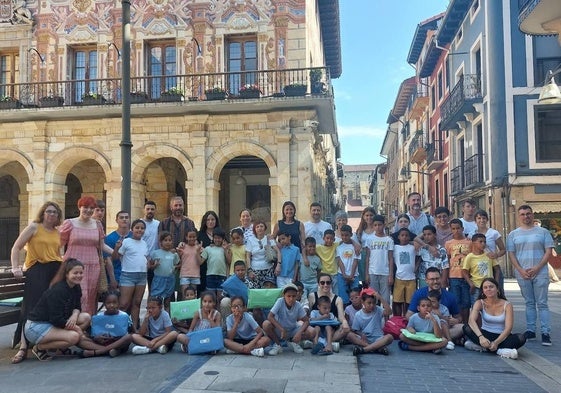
top-left (72, 0), bottom-right (91, 14)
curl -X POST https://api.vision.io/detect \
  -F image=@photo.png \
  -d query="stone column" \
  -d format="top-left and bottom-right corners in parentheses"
top-left (292, 128), bottom-right (314, 210)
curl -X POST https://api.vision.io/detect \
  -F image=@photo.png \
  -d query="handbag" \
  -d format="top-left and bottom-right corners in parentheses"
top-left (96, 221), bottom-right (108, 296)
top-left (187, 326), bottom-right (224, 354)
top-left (264, 238), bottom-right (277, 263)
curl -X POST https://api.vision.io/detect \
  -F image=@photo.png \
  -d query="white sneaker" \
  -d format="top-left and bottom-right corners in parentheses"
top-left (301, 340), bottom-right (314, 349)
top-left (225, 349), bottom-right (236, 354)
top-left (464, 340), bottom-right (485, 352)
top-left (132, 345), bottom-right (150, 355)
top-left (287, 341), bottom-right (304, 354)
top-left (157, 345), bottom-right (168, 354)
top-left (446, 341), bottom-right (455, 350)
top-left (250, 347), bottom-right (265, 357)
top-left (332, 342), bottom-right (340, 353)
top-left (497, 348), bottom-right (518, 359)
top-left (267, 343), bottom-right (282, 356)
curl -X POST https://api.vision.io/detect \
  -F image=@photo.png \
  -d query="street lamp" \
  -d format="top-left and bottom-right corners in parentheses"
top-left (538, 69), bottom-right (561, 104)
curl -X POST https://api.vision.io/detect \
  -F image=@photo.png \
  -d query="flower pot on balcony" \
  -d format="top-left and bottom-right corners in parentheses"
top-left (160, 93), bottom-right (184, 102)
top-left (82, 96), bottom-right (106, 106)
top-left (283, 85), bottom-right (307, 97)
top-left (130, 93), bottom-right (148, 103)
top-left (205, 92), bottom-right (227, 101)
top-left (39, 96), bottom-right (64, 107)
top-left (239, 90), bottom-right (260, 99)
top-left (0, 99), bottom-right (22, 109)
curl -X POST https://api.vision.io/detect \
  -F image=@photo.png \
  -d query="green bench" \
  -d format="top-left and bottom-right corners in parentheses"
top-left (0, 272), bottom-right (25, 327)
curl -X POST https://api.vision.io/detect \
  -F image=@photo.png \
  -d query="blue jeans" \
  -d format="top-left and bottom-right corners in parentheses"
top-left (449, 278), bottom-right (470, 310)
top-left (336, 274), bottom-right (360, 305)
top-left (517, 276), bottom-right (550, 334)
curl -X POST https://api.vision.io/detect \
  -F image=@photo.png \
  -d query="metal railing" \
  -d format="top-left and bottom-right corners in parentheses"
top-left (0, 67), bottom-right (331, 108)
top-left (464, 153), bottom-right (483, 187)
top-left (451, 165), bottom-right (464, 194)
top-left (408, 132), bottom-right (424, 159)
top-left (440, 74), bottom-right (482, 129)
top-left (426, 141), bottom-right (443, 166)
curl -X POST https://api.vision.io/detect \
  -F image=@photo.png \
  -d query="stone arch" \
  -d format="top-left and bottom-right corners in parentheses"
top-left (207, 140), bottom-right (277, 181)
top-left (0, 148), bottom-right (34, 184)
top-left (131, 142), bottom-right (193, 181)
top-left (45, 146), bottom-right (112, 185)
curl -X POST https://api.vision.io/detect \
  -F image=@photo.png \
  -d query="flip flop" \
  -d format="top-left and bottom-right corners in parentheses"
top-left (317, 349), bottom-right (333, 356)
top-left (11, 348), bottom-right (27, 364)
top-left (398, 341), bottom-right (409, 351)
top-left (311, 343), bottom-right (324, 355)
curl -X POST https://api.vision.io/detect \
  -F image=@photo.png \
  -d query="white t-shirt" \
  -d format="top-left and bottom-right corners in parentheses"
top-left (394, 243), bottom-right (417, 280)
top-left (361, 232), bottom-right (394, 275)
top-left (304, 220), bottom-right (333, 245)
top-left (468, 227), bottom-right (502, 252)
top-left (460, 218), bottom-right (477, 237)
top-left (336, 242), bottom-right (359, 277)
top-left (247, 236), bottom-right (276, 271)
top-left (119, 238), bottom-right (149, 273)
top-left (142, 218), bottom-right (160, 254)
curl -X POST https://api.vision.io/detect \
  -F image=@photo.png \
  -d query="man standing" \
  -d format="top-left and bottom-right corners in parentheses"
top-left (394, 192), bottom-right (434, 235)
top-left (158, 196), bottom-right (196, 247)
top-left (104, 210), bottom-right (131, 287)
top-left (142, 201), bottom-right (160, 291)
top-left (507, 205), bottom-right (554, 346)
top-left (459, 199), bottom-right (477, 236)
top-left (304, 202), bottom-right (333, 245)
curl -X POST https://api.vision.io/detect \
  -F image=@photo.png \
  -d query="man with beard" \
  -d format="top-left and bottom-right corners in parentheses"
top-left (142, 201), bottom-right (160, 291)
top-left (304, 202), bottom-right (333, 246)
top-left (406, 267), bottom-right (463, 342)
top-left (394, 192), bottom-right (434, 235)
top-left (158, 196), bottom-right (196, 300)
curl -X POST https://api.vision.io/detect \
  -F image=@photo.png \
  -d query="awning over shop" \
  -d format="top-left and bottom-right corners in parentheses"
top-left (529, 202), bottom-right (561, 213)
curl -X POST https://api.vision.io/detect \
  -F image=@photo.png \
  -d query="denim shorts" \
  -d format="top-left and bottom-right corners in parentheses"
top-left (449, 278), bottom-right (471, 309)
top-left (25, 320), bottom-right (53, 344)
top-left (206, 275), bottom-right (226, 291)
top-left (120, 271), bottom-right (147, 287)
top-left (180, 277), bottom-right (201, 286)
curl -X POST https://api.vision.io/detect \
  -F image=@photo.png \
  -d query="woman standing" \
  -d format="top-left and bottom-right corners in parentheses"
top-left (271, 201), bottom-right (305, 251)
top-left (333, 210), bottom-right (348, 242)
top-left (463, 278), bottom-right (526, 359)
top-left (25, 259), bottom-right (91, 361)
top-left (198, 211), bottom-right (221, 291)
top-left (238, 209), bottom-right (255, 244)
top-left (246, 220), bottom-right (279, 288)
top-left (10, 202), bottom-right (63, 364)
top-left (59, 196), bottom-right (107, 316)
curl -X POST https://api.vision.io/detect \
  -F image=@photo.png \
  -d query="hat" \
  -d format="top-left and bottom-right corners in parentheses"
top-left (360, 287), bottom-right (377, 297)
top-left (282, 283), bottom-right (299, 294)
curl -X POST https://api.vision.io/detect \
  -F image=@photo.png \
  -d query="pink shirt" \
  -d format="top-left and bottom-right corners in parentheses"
top-left (179, 244), bottom-right (200, 278)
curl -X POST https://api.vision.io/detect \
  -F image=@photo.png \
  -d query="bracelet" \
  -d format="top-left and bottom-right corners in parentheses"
top-left (477, 334), bottom-right (483, 338)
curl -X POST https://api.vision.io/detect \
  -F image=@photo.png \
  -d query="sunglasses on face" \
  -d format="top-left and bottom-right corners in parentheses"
top-left (319, 280), bottom-right (332, 285)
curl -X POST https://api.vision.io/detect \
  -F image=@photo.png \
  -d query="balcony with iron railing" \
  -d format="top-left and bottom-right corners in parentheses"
top-left (409, 86), bottom-right (430, 120)
top-left (0, 67), bottom-right (331, 108)
top-left (464, 153), bottom-right (484, 189)
top-left (518, 0), bottom-right (561, 36)
top-left (426, 141), bottom-right (445, 171)
top-left (450, 165), bottom-right (464, 195)
top-left (440, 74), bottom-right (482, 131)
top-left (408, 131), bottom-right (427, 164)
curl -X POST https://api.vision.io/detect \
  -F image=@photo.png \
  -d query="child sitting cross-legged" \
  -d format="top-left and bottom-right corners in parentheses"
top-left (177, 291), bottom-right (222, 353)
top-left (347, 288), bottom-right (393, 356)
top-left (263, 284), bottom-right (315, 355)
top-left (131, 296), bottom-right (178, 355)
top-left (223, 296), bottom-right (271, 357)
top-left (398, 297), bottom-right (448, 354)
top-left (309, 295), bottom-right (340, 355)
top-left (428, 290), bottom-right (455, 350)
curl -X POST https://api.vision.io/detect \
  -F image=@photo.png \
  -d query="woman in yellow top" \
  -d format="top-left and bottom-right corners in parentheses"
top-left (10, 201), bottom-right (63, 364)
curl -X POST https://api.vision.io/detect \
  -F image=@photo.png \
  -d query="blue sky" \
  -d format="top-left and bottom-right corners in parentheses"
top-left (333, 0), bottom-right (449, 165)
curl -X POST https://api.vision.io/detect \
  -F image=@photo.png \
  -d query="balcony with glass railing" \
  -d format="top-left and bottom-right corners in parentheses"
top-left (440, 74), bottom-right (482, 131)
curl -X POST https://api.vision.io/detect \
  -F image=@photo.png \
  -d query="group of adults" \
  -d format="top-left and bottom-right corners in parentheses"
top-left (384, 192), bottom-right (554, 355)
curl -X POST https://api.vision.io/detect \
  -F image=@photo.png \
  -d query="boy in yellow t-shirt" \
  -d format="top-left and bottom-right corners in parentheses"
top-left (462, 233), bottom-right (500, 306)
top-left (316, 229), bottom-right (339, 294)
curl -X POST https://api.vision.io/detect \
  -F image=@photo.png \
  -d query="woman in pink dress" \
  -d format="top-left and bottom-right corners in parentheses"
top-left (59, 196), bottom-right (107, 315)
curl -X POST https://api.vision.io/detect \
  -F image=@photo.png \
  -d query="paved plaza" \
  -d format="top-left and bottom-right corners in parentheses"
top-left (1, 280), bottom-right (560, 393)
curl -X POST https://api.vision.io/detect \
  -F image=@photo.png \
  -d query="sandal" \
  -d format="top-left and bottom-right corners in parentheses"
top-left (376, 347), bottom-right (389, 356)
top-left (32, 346), bottom-right (52, 362)
top-left (398, 341), bottom-right (409, 351)
top-left (11, 348), bottom-right (27, 364)
top-left (317, 349), bottom-right (333, 356)
top-left (109, 349), bottom-right (120, 358)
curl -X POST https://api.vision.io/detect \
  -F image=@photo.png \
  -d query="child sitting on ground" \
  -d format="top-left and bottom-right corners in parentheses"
top-left (427, 290), bottom-right (455, 350)
top-left (172, 285), bottom-right (197, 333)
top-left (224, 296), bottom-right (271, 357)
top-left (398, 297), bottom-right (448, 354)
top-left (345, 288), bottom-right (362, 327)
top-left (177, 291), bottom-right (222, 352)
top-left (263, 284), bottom-right (315, 355)
top-left (309, 295), bottom-right (340, 355)
top-left (80, 290), bottom-right (133, 358)
top-left (347, 288), bottom-right (394, 356)
top-left (131, 296), bottom-right (178, 355)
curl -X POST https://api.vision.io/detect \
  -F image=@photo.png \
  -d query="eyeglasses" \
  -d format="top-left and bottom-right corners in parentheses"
top-left (231, 304), bottom-right (243, 309)
top-left (44, 210), bottom-right (58, 215)
top-left (319, 280), bottom-right (332, 285)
